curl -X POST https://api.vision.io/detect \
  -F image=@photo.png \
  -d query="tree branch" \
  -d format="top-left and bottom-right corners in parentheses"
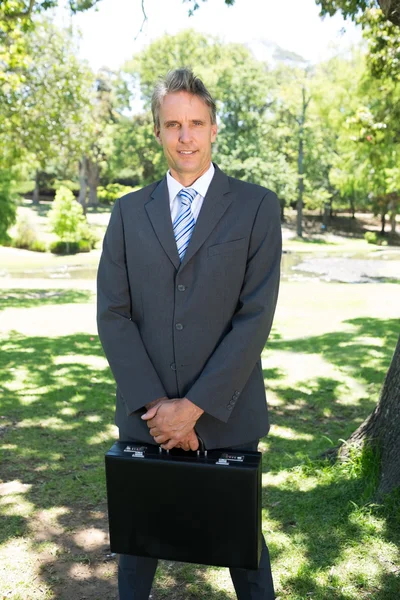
top-left (1, 0), bottom-right (36, 20)
top-left (134, 0), bottom-right (148, 41)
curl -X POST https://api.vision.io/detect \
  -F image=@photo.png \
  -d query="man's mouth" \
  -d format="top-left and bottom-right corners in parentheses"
top-left (178, 150), bottom-right (197, 155)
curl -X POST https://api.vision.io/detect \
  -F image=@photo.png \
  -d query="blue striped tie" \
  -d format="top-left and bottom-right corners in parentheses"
top-left (173, 188), bottom-right (197, 261)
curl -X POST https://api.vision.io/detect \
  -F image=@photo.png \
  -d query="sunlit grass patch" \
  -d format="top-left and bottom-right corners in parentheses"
top-left (0, 283), bottom-right (399, 598)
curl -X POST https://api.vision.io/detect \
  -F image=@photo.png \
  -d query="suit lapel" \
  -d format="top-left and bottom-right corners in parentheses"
top-left (145, 177), bottom-right (180, 270)
top-left (144, 165), bottom-right (232, 271)
top-left (180, 165), bottom-right (232, 268)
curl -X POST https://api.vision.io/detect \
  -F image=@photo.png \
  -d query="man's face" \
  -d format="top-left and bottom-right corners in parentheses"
top-left (154, 91), bottom-right (217, 186)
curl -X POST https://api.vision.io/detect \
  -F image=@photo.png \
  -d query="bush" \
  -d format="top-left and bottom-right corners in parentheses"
top-left (48, 186), bottom-right (97, 250)
top-left (49, 239), bottom-right (91, 255)
top-left (79, 226), bottom-right (99, 250)
top-left (98, 183), bottom-right (134, 204)
top-left (364, 231), bottom-right (388, 246)
top-left (50, 240), bottom-right (80, 254)
top-left (13, 213), bottom-right (38, 249)
top-left (49, 186), bottom-right (87, 242)
top-left (30, 240), bottom-right (47, 252)
top-left (0, 171), bottom-right (17, 244)
top-left (78, 240), bottom-right (91, 252)
top-left (11, 180), bottom-right (36, 195)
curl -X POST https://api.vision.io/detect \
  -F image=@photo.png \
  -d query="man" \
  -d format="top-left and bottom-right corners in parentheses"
top-left (97, 68), bottom-right (281, 600)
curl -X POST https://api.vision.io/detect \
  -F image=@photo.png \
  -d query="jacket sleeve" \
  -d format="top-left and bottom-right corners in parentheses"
top-left (186, 190), bottom-right (282, 423)
top-left (97, 198), bottom-right (166, 415)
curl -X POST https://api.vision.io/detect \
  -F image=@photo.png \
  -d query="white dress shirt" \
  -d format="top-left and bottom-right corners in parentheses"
top-left (166, 163), bottom-right (215, 224)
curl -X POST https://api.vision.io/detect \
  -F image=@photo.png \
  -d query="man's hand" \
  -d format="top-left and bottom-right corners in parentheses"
top-left (144, 396), bottom-right (169, 412)
top-left (175, 428), bottom-right (200, 451)
top-left (141, 397), bottom-right (204, 450)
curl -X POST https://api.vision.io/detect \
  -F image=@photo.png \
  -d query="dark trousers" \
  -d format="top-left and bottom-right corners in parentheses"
top-left (117, 434), bottom-right (275, 600)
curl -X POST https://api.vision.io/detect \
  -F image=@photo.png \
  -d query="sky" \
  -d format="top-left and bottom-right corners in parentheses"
top-left (55, 0), bottom-right (364, 72)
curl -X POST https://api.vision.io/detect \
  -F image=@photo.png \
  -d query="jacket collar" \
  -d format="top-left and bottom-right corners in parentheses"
top-left (145, 164), bottom-right (232, 271)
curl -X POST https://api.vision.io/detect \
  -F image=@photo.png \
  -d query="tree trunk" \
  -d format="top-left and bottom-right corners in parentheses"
top-left (340, 336), bottom-right (400, 498)
top-left (280, 198), bottom-right (285, 222)
top-left (86, 157), bottom-right (100, 207)
top-left (390, 212), bottom-right (397, 233)
top-left (78, 156), bottom-right (88, 213)
top-left (32, 169), bottom-right (40, 206)
top-left (388, 198), bottom-right (397, 233)
top-left (296, 132), bottom-right (304, 238)
top-left (378, 0), bottom-right (400, 27)
top-left (322, 202), bottom-right (330, 231)
top-left (296, 86), bottom-right (310, 238)
top-left (381, 210), bottom-right (386, 235)
top-left (349, 195), bottom-right (356, 219)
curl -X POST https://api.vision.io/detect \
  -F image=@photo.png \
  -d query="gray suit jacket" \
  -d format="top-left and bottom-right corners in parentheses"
top-left (97, 164), bottom-right (282, 449)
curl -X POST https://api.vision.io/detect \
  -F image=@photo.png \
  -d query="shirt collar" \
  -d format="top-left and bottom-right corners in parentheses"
top-left (166, 163), bottom-right (215, 202)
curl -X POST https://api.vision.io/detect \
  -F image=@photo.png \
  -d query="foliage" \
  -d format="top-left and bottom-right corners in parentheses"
top-left (0, 0), bottom-right (102, 26)
top-left (0, 171), bottom-right (17, 243)
top-left (183, 0), bottom-right (235, 16)
top-left (316, 0), bottom-right (375, 21)
top-left (49, 239), bottom-right (90, 254)
top-left (97, 183), bottom-right (135, 204)
top-left (360, 7), bottom-right (400, 79)
top-left (364, 230), bottom-right (388, 244)
top-left (48, 186), bottom-right (92, 245)
top-left (111, 113), bottom-right (166, 186)
top-left (12, 212), bottom-right (38, 249)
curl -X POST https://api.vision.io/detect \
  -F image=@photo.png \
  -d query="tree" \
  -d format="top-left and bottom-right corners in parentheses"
top-left (0, 0), bottom-right (101, 23)
top-left (78, 69), bottom-right (122, 207)
top-left (316, 0), bottom-right (400, 26)
top-left (317, 0), bottom-right (400, 499)
top-left (111, 112), bottom-right (166, 186)
top-left (0, 171), bottom-right (17, 243)
top-left (48, 186), bottom-right (91, 251)
top-left (19, 21), bottom-right (95, 204)
top-left (339, 336), bottom-right (400, 497)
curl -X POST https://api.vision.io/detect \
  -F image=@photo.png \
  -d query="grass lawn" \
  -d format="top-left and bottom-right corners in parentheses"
top-left (0, 281), bottom-right (399, 599)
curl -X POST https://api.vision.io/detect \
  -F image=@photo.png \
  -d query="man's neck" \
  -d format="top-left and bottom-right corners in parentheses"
top-left (169, 164), bottom-right (212, 187)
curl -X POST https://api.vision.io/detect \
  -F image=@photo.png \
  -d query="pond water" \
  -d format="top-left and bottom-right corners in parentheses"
top-left (282, 250), bottom-right (400, 283)
top-left (1, 249), bottom-right (400, 284)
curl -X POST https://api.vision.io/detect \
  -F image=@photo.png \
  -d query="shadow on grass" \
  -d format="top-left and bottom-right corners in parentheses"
top-left (290, 236), bottom-right (333, 245)
top-left (0, 289), bottom-right (94, 310)
top-left (262, 467), bottom-right (400, 599)
top-left (0, 316), bottom-right (399, 599)
top-left (0, 332), bottom-right (117, 597)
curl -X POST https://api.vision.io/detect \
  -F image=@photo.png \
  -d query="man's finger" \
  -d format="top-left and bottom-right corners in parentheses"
top-left (141, 405), bottom-right (160, 420)
top-left (188, 432), bottom-right (199, 451)
top-left (154, 434), bottom-right (169, 444)
top-left (161, 438), bottom-right (180, 450)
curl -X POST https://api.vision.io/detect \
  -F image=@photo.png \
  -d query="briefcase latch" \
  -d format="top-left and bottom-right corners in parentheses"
top-left (124, 445), bottom-right (147, 458)
top-left (216, 453), bottom-right (245, 465)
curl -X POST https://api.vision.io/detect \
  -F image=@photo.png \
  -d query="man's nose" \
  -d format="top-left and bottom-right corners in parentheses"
top-left (179, 125), bottom-right (192, 143)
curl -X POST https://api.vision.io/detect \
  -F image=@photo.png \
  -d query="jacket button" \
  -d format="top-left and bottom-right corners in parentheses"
top-left (175, 323), bottom-right (184, 330)
top-left (170, 362), bottom-right (176, 371)
top-left (177, 284), bottom-right (186, 292)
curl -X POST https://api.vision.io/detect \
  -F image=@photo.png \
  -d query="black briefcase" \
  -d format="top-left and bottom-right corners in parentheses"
top-left (105, 441), bottom-right (262, 569)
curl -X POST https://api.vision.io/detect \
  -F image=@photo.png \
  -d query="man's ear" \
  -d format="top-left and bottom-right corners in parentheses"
top-left (154, 125), bottom-right (162, 145)
top-left (211, 122), bottom-right (218, 144)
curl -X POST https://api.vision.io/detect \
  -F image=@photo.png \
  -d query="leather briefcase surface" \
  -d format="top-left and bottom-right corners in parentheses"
top-left (105, 441), bottom-right (262, 569)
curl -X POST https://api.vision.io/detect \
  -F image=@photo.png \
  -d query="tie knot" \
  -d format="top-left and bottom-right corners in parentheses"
top-left (178, 188), bottom-right (197, 205)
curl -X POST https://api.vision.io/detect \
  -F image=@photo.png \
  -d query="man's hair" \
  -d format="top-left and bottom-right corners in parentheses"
top-left (151, 68), bottom-right (217, 128)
